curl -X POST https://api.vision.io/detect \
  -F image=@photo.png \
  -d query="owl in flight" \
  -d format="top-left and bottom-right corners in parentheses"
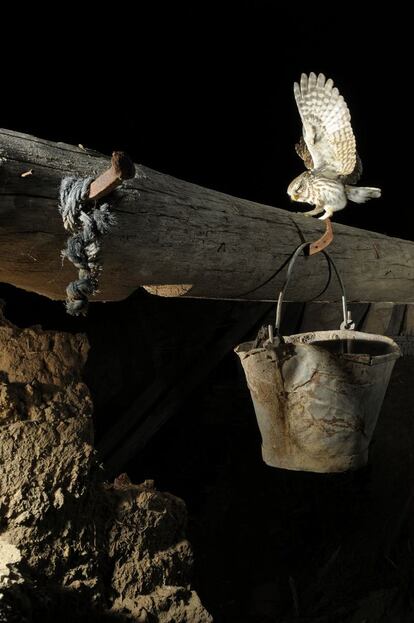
top-left (288, 73), bottom-right (381, 220)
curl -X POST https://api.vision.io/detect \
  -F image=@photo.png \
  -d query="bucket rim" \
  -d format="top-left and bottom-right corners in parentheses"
top-left (235, 329), bottom-right (401, 363)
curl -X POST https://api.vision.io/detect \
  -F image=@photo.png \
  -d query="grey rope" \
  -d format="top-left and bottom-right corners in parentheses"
top-left (59, 177), bottom-right (116, 316)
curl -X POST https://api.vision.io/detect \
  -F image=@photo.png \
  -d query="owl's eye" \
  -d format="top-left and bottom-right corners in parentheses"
top-left (296, 184), bottom-right (302, 192)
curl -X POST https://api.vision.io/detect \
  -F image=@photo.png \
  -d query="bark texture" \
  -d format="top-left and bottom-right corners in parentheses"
top-left (1, 128), bottom-right (414, 303)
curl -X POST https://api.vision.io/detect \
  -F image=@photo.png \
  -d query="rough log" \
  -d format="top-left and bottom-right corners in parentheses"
top-left (1, 128), bottom-right (414, 303)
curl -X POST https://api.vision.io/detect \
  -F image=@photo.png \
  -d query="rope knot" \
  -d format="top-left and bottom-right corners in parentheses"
top-left (59, 176), bottom-right (116, 315)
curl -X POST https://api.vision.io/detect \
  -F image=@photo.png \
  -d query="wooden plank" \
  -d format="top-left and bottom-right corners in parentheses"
top-left (2, 128), bottom-right (414, 303)
top-left (101, 303), bottom-right (273, 475)
top-left (361, 303), bottom-right (395, 335)
top-left (300, 303), bottom-right (343, 333)
top-left (402, 304), bottom-right (414, 336)
top-left (361, 303), bottom-right (406, 337)
top-left (385, 304), bottom-right (406, 336)
top-left (299, 302), bottom-right (369, 333)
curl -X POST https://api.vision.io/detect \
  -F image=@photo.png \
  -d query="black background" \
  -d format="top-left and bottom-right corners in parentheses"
top-left (2, 5), bottom-right (410, 238)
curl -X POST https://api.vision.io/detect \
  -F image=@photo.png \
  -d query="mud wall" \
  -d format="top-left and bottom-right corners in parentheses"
top-left (0, 306), bottom-right (211, 622)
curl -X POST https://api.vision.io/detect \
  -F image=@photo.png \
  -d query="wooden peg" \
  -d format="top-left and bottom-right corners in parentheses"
top-left (309, 218), bottom-right (334, 255)
top-left (88, 151), bottom-right (136, 201)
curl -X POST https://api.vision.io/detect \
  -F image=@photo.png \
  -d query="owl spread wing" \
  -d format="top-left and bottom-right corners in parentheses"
top-left (294, 73), bottom-right (356, 177)
top-left (295, 135), bottom-right (363, 184)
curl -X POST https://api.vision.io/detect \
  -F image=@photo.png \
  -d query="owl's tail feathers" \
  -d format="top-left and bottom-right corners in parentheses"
top-left (345, 186), bottom-right (381, 204)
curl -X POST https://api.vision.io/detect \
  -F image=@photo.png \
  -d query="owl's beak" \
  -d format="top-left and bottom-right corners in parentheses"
top-left (292, 194), bottom-right (299, 201)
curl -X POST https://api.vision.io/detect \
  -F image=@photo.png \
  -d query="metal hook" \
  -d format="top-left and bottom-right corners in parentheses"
top-left (308, 218), bottom-right (334, 256)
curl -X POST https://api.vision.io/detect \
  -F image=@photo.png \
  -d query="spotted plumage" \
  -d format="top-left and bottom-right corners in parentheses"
top-left (287, 73), bottom-right (381, 219)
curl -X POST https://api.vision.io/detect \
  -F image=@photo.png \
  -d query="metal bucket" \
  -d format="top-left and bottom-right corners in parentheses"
top-left (235, 245), bottom-right (401, 473)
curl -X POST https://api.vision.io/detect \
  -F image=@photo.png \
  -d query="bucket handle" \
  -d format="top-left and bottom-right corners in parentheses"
top-left (274, 243), bottom-right (354, 340)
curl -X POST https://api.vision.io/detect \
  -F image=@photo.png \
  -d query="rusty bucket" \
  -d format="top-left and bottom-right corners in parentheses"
top-left (235, 245), bottom-right (401, 473)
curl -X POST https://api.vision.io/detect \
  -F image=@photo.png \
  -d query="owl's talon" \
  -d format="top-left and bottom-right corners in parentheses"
top-left (319, 210), bottom-right (333, 220)
top-left (301, 208), bottom-right (325, 217)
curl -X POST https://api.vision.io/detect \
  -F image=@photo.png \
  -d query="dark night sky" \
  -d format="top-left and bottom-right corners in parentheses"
top-left (2, 6), bottom-right (410, 239)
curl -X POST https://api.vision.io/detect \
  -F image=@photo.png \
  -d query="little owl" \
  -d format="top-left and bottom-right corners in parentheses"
top-left (288, 72), bottom-right (381, 220)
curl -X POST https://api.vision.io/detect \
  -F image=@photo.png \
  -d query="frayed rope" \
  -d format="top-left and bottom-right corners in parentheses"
top-left (59, 177), bottom-right (116, 316)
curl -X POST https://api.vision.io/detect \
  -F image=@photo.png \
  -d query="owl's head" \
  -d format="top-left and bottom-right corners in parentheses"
top-left (287, 171), bottom-right (312, 203)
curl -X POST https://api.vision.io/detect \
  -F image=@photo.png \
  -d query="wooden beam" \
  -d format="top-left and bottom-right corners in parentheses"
top-left (2, 128), bottom-right (414, 303)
